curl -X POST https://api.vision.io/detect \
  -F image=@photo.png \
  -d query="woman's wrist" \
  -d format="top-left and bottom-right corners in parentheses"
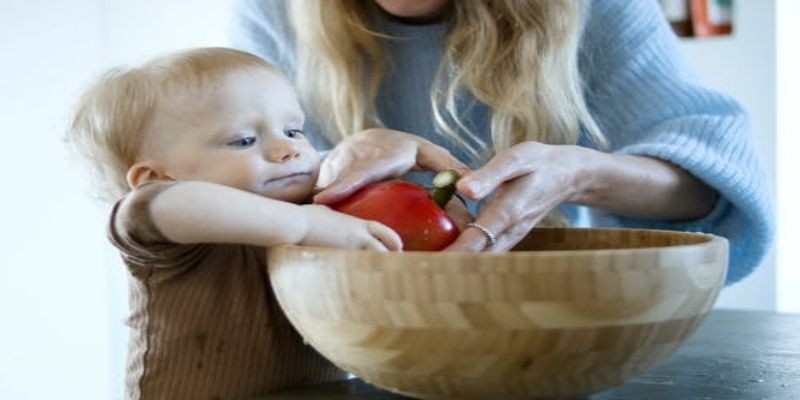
top-left (565, 146), bottom-right (609, 206)
top-left (571, 150), bottom-right (718, 220)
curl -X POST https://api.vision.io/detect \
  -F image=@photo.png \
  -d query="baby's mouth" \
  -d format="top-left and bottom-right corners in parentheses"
top-left (264, 172), bottom-right (311, 187)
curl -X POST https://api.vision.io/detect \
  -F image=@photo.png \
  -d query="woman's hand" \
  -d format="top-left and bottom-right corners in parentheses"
top-left (313, 128), bottom-right (469, 205)
top-left (445, 141), bottom-right (718, 252)
top-left (299, 205), bottom-right (403, 251)
top-left (444, 196), bottom-right (474, 232)
top-left (445, 142), bottom-right (593, 252)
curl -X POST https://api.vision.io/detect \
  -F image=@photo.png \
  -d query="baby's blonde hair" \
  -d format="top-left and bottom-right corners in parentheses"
top-left (289, 0), bottom-right (606, 162)
top-left (67, 47), bottom-right (274, 202)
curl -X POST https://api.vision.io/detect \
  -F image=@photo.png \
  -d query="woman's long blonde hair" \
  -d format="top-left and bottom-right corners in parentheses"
top-left (288, 0), bottom-right (606, 160)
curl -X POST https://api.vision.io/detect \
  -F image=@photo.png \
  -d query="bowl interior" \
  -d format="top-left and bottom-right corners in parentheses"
top-left (511, 227), bottom-right (712, 251)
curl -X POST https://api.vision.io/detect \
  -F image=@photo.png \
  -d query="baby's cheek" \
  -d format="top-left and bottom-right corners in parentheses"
top-left (301, 141), bottom-right (321, 161)
top-left (223, 163), bottom-right (262, 192)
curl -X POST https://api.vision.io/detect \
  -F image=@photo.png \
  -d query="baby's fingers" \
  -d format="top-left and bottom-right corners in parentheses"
top-left (361, 238), bottom-right (389, 252)
top-left (368, 221), bottom-right (403, 252)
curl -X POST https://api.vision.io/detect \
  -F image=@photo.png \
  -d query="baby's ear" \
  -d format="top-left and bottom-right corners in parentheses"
top-left (126, 161), bottom-right (173, 189)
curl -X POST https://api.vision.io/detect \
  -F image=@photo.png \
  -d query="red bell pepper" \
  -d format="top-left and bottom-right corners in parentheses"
top-left (328, 170), bottom-right (461, 251)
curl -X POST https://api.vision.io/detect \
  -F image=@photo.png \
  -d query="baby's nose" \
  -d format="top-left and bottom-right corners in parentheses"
top-left (267, 139), bottom-right (301, 163)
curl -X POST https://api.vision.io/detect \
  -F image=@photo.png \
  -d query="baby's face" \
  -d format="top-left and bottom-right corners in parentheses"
top-left (143, 68), bottom-right (320, 203)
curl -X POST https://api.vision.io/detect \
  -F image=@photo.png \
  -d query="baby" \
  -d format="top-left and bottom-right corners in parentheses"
top-left (68, 47), bottom-right (401, 400)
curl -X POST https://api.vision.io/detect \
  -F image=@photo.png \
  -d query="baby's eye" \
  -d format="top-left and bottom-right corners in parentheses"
top-left (284, 129), bottom-right (304, 139)
top-left (227, 136), bottom-right (257, 148)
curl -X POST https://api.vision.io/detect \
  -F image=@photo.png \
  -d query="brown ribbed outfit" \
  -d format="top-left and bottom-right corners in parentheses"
top-left (108, 182), bottom-right (345, 400)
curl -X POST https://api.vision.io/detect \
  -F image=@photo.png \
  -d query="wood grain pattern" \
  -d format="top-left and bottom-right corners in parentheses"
top-left (267, 228), bottom-right (728, 399)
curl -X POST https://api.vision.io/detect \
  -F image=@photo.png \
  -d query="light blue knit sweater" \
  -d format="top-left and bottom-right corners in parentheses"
top-left (230, 0), bottom-right (774, 285)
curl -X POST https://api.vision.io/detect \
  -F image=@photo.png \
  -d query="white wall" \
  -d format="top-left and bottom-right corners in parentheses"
top-left (776, 0), bottom-right (800, 313)
top-left (0, 1), bottom-right (109, 399)
top-left (0, 1), bottom-right (231, 399)
top-left (678, 1), bottom-right (778, 311)
top-left (0, 0), bottom-right (110, 399)
top-left (101, 0), bottom-right (233, 65)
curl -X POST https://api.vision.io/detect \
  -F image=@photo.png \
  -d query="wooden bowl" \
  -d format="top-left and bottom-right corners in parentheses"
top-left (267, 228), bottom-right (728, 399)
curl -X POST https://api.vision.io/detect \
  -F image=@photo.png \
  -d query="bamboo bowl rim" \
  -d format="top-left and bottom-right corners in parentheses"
top-left (270, 227), bottom-right (725, 258)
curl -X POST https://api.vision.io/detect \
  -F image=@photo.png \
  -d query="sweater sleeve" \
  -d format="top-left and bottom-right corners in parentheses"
top-left (578, 0), bottom-right (774, 284)
top-left (229, 0), bottom-right (296, 76)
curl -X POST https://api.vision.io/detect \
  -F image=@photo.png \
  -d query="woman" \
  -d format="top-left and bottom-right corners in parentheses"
top-left (230, 0), bottom-right (773, 284)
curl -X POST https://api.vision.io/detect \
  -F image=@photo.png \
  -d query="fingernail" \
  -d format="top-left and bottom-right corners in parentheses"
top-left (466, 182), bottom-right (484, 197)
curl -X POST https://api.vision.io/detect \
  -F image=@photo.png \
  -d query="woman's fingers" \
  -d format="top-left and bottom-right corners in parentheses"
top-left (443, 185), bottom-right (511, 251)
top-left (314, 157), bottom-right (411, 204)
top-left (313, 169), bottom-right (375, 204)
top-left (443, 225), bottom-right (489, 251)
top-left (488, 216), bottom-right (540, 252)
top-left (445, 142), bottom-right (583, 252)
top-left (415, 140), bottom-right (471, 176)
top-left (445, 204), bottom-right (539, 252)
top-left (314, 129), bottom-right (470, 205)
top-left (457, 145), bottom-right (536, 200)
top-left (445, 187), bottom-right (517, 251)
top-left (315, 147), bottom-right (350, 189)
top-left (443, 197), bottom-right (473, 232)
top-left (445, 174), bottom-right (556, 252)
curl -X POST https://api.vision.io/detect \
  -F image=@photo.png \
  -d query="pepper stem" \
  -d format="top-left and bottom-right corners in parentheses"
top-left (431, 170), bottom-right (461, 208)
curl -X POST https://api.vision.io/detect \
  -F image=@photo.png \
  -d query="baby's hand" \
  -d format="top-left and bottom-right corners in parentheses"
top-left (299, 205), bottom-right (402, 251)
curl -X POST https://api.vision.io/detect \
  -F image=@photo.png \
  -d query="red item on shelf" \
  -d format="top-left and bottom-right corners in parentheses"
top-left (691, 0), bottom-right (733, 37)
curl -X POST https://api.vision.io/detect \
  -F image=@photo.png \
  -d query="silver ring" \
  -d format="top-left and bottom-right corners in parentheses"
top-left (466, 222), bottom-right (496, 247)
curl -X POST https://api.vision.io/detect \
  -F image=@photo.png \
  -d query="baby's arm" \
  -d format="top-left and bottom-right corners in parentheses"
top-left (127, 181), bottom-right (401, 251)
